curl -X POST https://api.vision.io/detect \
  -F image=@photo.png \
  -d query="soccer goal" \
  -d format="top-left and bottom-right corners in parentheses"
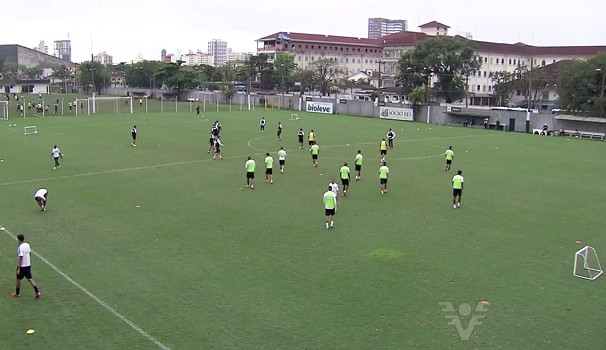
top-left (290, 113), bottom-right (299, 121)
top-left (573, 245), bottom-right (603, 280)
top-left (74, 98), bottom-right (91, 116)
top-left (0, 101), bottom-right (8, 120)
top-left (24, 125), bottom-right (38, 135)
top-left (90, 96), bottom-right (133, 115)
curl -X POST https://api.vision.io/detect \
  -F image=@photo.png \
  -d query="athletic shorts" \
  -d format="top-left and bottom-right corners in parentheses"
top-left (246, 172), bottom-right (255, 179)
top-left (453, 188), bottom-right (462, 197)
top-left (446, 160), bottom-right (452, 165)
top-left (132, 133), bottom-right (137, 140)
top-left (380, 150), bottom-right (387, 155)
top-left (312, 154), bottom-right (318, 160)
top-left (298, 136), bottom-right (304, 143)
top-left (279, 160), bottom-right (285, 166)
top-left (325, 208), bottom-right (336, 216)
top-left (214, 147), bottom-right (220, 153)
top-left (355, 164), bottom-right (361, 171)
top-left (16, 266), bottom-right (32, 280)
top-left (265, 168), bottom-right (272, 175)
top-left (380, 178), bottom-right (388, 185)
top-left (341, 178), bottom-right (349, 186)
top-left (209, 138), bottom-right (214, 145)
top-left (308, 140), bottom-right (314, 146)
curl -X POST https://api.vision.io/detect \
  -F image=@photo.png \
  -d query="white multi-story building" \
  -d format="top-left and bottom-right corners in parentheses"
top-left (226, 48), bottom-right (252, 63)
top-left (256, 32), bottom-right (383, 76)
top-left (379, 21), bottom-right (606, 105)
top-left (33, 40), bottom-right (48, 54)
top-left (93, 52), bottom-right (113, 65)
top-left (182, 50), bottom-right (214, 66)
top-left (368, 18), bottom-right (408, 39)
top-left (208, 39), bottom-right (227, 67)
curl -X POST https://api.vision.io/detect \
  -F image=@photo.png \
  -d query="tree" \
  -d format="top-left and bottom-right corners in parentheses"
top-left (292, 68), bottom-right (315, 94)
top-left (126, 61), bottom-right (162, 88)
top-left (274, 52), bottom-right (297, 93)
top-left (490, 71), bottom-right (515, 107)
top-left (396, 36), bottom-right (480, 103)
top-left (557, 53), bottom-right (606, 115)
top-left (310, 57), bottom-right (340, 96)
top-left (79, 61), bottom-right (110, 94)
top-left (154, 61), bottom-right (203, 97)
top-left (23, 64), bottom-right (44, 79)
top-left (0, 61), bottom-right (19, 82)
top-left (52, 64), bottom-right (71, 93)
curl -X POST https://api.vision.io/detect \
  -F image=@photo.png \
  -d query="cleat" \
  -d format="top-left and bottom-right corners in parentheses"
top-left (35, 292), bottom-right (41, 299)
top-left (11, 292), bottom-right (19, 298)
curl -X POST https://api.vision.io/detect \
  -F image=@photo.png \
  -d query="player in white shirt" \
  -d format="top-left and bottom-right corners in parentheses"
top-left (34, 188), bottom-right (48, 211)
top-left (51, 145), bottom-right (62, 170)
top-left (277, 146), bottom-right (287, 173)
top-left (328, 180), bottom-right (339, 210)
top-left (213, 137), bottom-right (224, 160)
top-left (260, 117), bottom-right (266, 131)
top-left (12, 234), bottom-right (41, 298)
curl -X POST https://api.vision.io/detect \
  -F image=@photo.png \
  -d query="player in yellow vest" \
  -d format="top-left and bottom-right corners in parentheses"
top-left (323, 185), bottom-right (337, 229)
top-left (339, 162), bottom-right (350, 196)
top-left (452, 170), bottom-right (464, 208)
top-left (444, 146), bottom-right (454, 171)
top-left (379, 139), bottom-right (388, 162)
top-left (354, 150), bottom-right (363, 181)
top-left (379, 161), bottom-right (389, 194)
top-left (245, 157), bottom-right (256, 189)
top-left (264, 153), bottom-right (274, 184)
top-left (308, 130), bottom-right (316, 149)
top-left (310, 143), bottom-right (320, 167)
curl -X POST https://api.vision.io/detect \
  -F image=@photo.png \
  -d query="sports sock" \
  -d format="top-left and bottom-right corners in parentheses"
top-left (16, 287), bottom-right (20, 295)
top-left (33, 286), bottom-right (39, 293)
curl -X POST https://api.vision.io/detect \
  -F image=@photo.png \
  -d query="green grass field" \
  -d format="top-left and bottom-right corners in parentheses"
top-left (0, 107), bottom-right (605, 349)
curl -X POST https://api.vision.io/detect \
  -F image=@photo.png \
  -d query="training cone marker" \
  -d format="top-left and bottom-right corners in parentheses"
top-left (0, 226), bottom-right (5, 231)
top-left (576, 240), bottom-right (582, 244)
top-left (481, 300), bottom-right (489, 305)
top-left (135, 205), bottom-right (141, 208)
top-left (26, 329), bottom-right (35, 335)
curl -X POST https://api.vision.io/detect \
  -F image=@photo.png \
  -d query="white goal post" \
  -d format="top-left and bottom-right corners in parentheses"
top-left (0, 101), bottom-right (8, 120)
top-left (289, 113), bottom-right (299, 120)
top-left (573, 245), bottom-right (603, 280)
top-left (24, 125), bottom-right (38, 135)
top-left (74, 96), bottom-right (133, 115)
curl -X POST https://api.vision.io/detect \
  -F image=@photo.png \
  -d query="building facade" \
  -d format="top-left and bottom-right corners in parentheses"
top-left (182, 51), bottom-right (214, 66)
top-left (208, 40), bottom-right (227, 67)
top-left (226, 48), bottom-right (251, 63)
top-left (53, 40), bottom-right (71, 62)
top-left (368, 18), bottom-right (408, 39)
top-left (256, 32), bottom-right (383, 75)
top-left (93, 52), bottom-right (113, 65)
top-left (34, 40), bottom-right (48, 54)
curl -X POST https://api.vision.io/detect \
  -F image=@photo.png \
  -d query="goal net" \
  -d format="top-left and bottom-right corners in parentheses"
top-left (573, 245), bottom-right (603, 280)
top-left (24, 125), bottom-right (38, 135)
top-left (289, 113), bottom-right (299, 120)
top-left (0, 101), bottom-right (8, 120)
top-left (90, 96), bottom-right (133, 115)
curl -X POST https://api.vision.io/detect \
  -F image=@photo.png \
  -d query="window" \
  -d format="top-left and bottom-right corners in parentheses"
top-left (304, 56), bottom-right (308, 61)
top-left (509, 58), bottom-right (512, 65)
top-left (346, 47), bottom-right (350, 51)
top-left (477, 85), bottom-right (481, 91)
top-left (311, 45), bottom-right (315, 49)
top-left (484, 71), bottom-right (487, 77)
top-left (346, 58), bottom-right (349, 63)
top-left (365, 59), bottom-right (368, 63)
top-left (553, 59), bottom-right (556, 63)
top-left (516, 90), bottom-right (521, 96)
top-left (513, 59), bottom-right (517, 65)
top-left (358, 58), bottom-right (360, 63)
top-left (365, 49), bottom-right (368, 52)
top-left (541, 60), bottom-right (546, 66)
top-left (297, 55), bottom-right (301, 61)
top-left (484, 57), bottom-right (487, 63)
top-left (298, 44), bottom-right (301, 48)
top-left (357, 48), bottom-right (360, 52)
top-left (482, 85), bottom-right (486, 92)
top-left (305, 45), bottom-right (308, 49)
top-left (496, 58), bottom-right (499, 64)
top-left (490, 57), bottom-right (493, 64)
top-left (311, 56), bottom-right (315, 61)
top-left (340, 47), bottom-right (343, 51)
top-left (488, 85), bottom-right (492, 91)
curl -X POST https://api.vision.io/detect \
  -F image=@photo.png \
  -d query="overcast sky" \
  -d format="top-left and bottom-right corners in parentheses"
top-left (2, 0), bottom-right (604, 63)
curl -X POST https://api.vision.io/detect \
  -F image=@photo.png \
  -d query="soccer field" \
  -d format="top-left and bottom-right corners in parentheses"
top-left (0, 109), bottom-right (605, 349)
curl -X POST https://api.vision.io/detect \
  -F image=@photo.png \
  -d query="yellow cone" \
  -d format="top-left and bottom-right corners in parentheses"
top-left (26, 329), bottom-right (35, 335)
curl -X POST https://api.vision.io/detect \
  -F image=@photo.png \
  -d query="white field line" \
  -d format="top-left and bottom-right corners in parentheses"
top-left (0, 226), bottom-right (171, 350)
